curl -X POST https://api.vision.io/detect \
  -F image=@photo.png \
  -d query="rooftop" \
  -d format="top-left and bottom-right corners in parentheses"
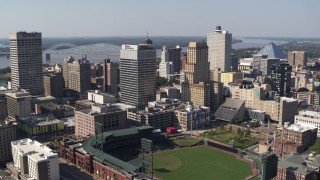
top-left (298, 110), bottom-right (320, 117)
top-left (287, 123), bottom-right (317, 132)
top-left (11, 138), bottom-right (57, 162)
top-left (17, 114), bottom-right (63, 126)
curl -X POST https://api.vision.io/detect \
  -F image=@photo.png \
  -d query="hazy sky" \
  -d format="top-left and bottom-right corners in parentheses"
top-left (0, 0), bottom-right (319, 38)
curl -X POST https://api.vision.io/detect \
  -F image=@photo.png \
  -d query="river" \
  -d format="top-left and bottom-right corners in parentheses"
top-left (0, 37), bottom-right (288, 68)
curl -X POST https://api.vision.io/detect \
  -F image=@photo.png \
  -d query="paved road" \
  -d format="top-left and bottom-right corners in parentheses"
top-left (59, 158), bottom-right (97, 180)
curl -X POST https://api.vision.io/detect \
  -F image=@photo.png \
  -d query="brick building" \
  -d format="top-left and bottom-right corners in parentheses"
top-left (75, 104), bottom-right (127, 137)
top-left (274, 124), bottom-right (317, 158)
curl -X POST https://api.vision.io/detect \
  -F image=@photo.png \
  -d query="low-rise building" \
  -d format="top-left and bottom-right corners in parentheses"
top-left (220, 72), bottom-right (243, 86)
top-left (296, 92), bottom-right (320, 106)
top-left (295, 110), bottom-right (320, 137)
top-left (75, 104), bottom-right (127, 137)
top-left (6, 89), bottom-right (32, 119)
top-left (274, 123), bottom-right (317, 157)
top-left (214, 98), bottom-right (245, 122)
top-left (276, 154), bottom-right (320, 180)
top-left (87, 90), bottom-right (117, 104)
top-left (16, 114), bottom-right (64, 136)
top-left (174, 105), bottom-right (210, 131)
top-left (7, 138), bottom-right (60, 180)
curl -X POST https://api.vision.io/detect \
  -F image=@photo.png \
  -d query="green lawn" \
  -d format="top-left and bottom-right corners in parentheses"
top-left (153, 146), bottom-right (252, 180)
top-left (202, 129), bottom-right (258, 149)
top-left (171, 138), bottom-right (202, 147)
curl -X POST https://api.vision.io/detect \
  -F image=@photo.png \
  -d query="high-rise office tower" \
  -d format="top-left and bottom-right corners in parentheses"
top-left (167, 46), bottom-right (182, 73)
top-left (62, 56), bottom-right (91, 93)
top-left (207, 26), bottom-right (232, 76)
top-left (184, 42), bottom-right (210, 84)
top-left (10, 32), bottom-right (43, 96)
top-left (43, 73), bottom-right (64, 98)
top-left (159, 46), bottom-right (174, 78)
top-left (271, 63), bottom-right (292, 97)
top-left (288, 51), bottom-right (307, 67)
top-left (182, 42), bottom-right (211, 107)
top-left (102, 59), bottom-right (119, 94)
top-left (120, 44), bottom-right (156, 108)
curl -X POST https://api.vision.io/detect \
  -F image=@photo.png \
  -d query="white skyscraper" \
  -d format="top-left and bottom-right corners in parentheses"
top-left (207, 26), bottom-right (232, 76)
top-left (159, 46), bottom-right (174, 78)
top-left (10, 32), bottom-right (44, 96)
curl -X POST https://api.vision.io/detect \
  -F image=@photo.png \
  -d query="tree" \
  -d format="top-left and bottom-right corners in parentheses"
top-left (263, 77), bottom-right (272, 84)
top-left (310, 140), bottom-right (320, 155)
top-left (297, 87), bottom-right (309, 92)
top-left (315, 86), bottom-right (320, 92)
top-left (245, 129), bottom-right (251, 136)
top-left (156, 76), bottom-right (168, 87)
top-left (237, 128), bottom-right (242, 135)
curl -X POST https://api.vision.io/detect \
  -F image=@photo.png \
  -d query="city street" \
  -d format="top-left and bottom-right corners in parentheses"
top-left (59, 158), bottom-right (98, 180)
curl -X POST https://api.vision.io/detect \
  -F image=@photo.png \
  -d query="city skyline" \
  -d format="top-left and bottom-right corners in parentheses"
top-left (0, 0), bottom-right (320, 38)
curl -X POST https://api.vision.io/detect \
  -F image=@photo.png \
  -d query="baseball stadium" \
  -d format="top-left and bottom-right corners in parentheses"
top-left (60, 126), bottom-right (256, 180)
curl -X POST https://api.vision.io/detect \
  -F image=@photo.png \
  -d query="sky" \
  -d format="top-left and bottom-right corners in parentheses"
top-left (0, 0), bottom-right (319, 38)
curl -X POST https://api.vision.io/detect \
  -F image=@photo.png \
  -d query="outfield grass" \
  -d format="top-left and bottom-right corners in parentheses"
top-left (153, 146), bottom-right (252, 180)
top-left (171, 138), bottom-right (202, 147)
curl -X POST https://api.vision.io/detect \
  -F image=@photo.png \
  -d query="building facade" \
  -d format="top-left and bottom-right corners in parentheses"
top-left (220, 72), bottom-right (243, 86)
top-left (271, 63), bottom-right (292, 97)
top-left (296, 92), bottom-right (320, 105)
top-left (181, 42), bottom-right (212, 108)
top-left (273, 123), bottom-right (317, 157)
top-left (295, 110), bottom-right (320, 137)
top-left (8, 139), bottom-right (60, 180)
top-left (120, 44), bottom-right (156, 108)
top-left (102, 59), bottom-right (119, 94)
top-left (0, 121), bottom-right (17, 165)
top-left (288, 51), bottom-right (307, 67)
top-left (75, 104), bottom-right (127, 137)
top-left (10, 32), bottom-right (43, 96)
top-left (207, 26), bottom-right (232, 74)
top-left (43, 73), bottom-right (64, 98)
top-left (63, 56), bottom-right (91, 94)
top-left (6, 89), bottom-right (32, 119)
top-left (16, 114), bottom-right (64, 136)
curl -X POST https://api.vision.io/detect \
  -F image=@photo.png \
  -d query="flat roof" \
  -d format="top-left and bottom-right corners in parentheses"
top-left (11, 138), bottom-right (57, 162)
top-left (287, 123), bottom-right (317, 132)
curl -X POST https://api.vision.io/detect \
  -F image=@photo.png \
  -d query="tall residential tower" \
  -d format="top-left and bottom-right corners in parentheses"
top-left (10, 32), bottom-right (44, 96)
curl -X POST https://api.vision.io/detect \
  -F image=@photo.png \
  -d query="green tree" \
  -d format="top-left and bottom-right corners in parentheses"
top-left (315, 86), bottom-right (320, 92)
top-left (245, 129), bottom-right (251, 136)
top-left (310, 140), bottom-right (320, 155)
top-left (237, 128), bottom-right (242, 135)
top-left (263, 77), bottom-right (272, 84)
top-left (156, 76), bottom-right (168, 87)
top-left (297, 87), bottom-right (309, 92)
